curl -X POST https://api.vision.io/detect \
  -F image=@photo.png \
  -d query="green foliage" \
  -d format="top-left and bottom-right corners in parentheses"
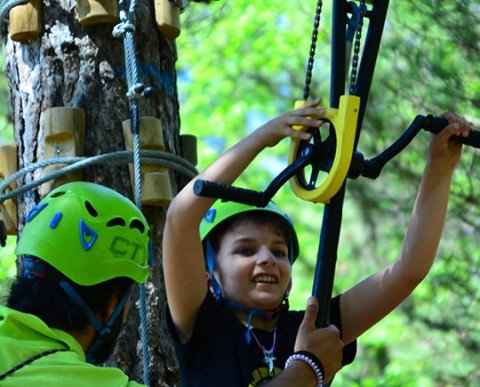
top-left (178, 0), bottom-right (480, 384)
top-left (0, 0), bottom-right (478, 384)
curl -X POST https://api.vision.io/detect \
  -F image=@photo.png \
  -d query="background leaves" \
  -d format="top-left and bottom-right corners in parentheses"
top-left (1, 1), bottom-right (479, 384)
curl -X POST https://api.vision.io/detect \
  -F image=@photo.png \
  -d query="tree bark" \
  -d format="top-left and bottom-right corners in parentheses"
top-left (4, 0), bottom-right (181, 385)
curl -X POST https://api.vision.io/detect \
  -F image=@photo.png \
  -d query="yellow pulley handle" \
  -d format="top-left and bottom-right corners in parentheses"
top-left (288, 94), bottom-right (360, 203)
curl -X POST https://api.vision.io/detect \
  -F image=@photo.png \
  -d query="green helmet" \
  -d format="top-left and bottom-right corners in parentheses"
top-left (15, 182), bottom-right (152, 286)
top-left (200, 200), bottom-right (299, 262)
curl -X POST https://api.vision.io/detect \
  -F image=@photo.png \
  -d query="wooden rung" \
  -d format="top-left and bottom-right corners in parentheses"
top-left (0, 201), bottom-right (17, 235)
top-left (43, 107), bottom-right (86, 142)
top-left (0, 145), bottom-right (18, 234)
top-left (9, 0), bottom-right (43, 43)
top-left (0, 145), bottom-right (18, 187)
top-left (154, 0), bottom-right (181, 41)
top-left (76, 0), bottom-right (119, 26)
top-left (142, 171), bottom-right (172, 206)
top-left (40, 107), bottom-right (86, 196)
top-left (122, 117), bottom-right (165, 151)
top-left (123, 117), bottom-right (172, 207)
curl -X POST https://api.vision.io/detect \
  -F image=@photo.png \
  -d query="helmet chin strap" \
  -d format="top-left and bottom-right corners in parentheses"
top-left (58, 280), bottom-right (134, 364)
top-left (205, 240), bottom-right (290, 344)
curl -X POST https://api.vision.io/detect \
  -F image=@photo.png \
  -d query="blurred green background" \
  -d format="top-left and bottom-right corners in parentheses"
top-left (1, 1), bottom-right (479, 385)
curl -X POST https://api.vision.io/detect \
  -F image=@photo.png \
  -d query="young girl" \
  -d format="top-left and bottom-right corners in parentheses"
top-left (163, 100), bottom-right (473, 386)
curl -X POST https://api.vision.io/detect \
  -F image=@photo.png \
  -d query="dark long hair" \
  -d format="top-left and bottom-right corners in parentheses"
top-left (7, 257), bottom-right (133, 333)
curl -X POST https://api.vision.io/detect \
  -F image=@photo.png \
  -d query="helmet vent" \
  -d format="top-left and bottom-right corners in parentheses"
top-left (50, 191), bottom-right (66, 198)
top-left (107, 218), bottom-right (126, 227)
top-left (130, 219), bottom-right (145, 233)
top-left (85, 201), bottom-right (98, 217)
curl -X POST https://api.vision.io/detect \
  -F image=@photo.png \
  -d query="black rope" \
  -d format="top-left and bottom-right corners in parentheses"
top-left (0, 349), bottom-right (65, 380)
top-left (303, 0), bottom-right (323, 100)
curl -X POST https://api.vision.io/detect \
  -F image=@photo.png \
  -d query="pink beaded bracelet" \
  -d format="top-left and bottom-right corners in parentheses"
top-left (285, 351), bottom-right (324, 386)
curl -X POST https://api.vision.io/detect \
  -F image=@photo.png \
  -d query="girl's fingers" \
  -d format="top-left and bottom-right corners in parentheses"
top-left (302, 98), bottom-right (322, 107)
top-left (441, 112), bottom-right (474, 138)
top-left (289, 129), bottom-right (312, 141)
top-left (295, 107), bottom-right (325, 118)
top-left (286, 116), bottom-right (324, 127)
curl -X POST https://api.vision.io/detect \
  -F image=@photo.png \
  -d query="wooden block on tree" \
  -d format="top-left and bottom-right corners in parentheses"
top-left (76, 0), bottom-right (119, 26)
top-left (40, 107), bottom-right (86, 197)
top-left (123, 117), bottom-right (173, 206)
top-left (154, 0), bottom-right (181, 40)
top-left (0, 144), bottom-right (18, 234)
top-left (141, 171), bottom-right (173, 206)
top-left (9, 0), bottom-right (43, 43)
top-left (123, 116), bottom-right (166, 151)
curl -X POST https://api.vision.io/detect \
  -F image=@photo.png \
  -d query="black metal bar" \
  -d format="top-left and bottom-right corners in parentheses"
top-left (362, 115), bottom-right (425, 179)
top-left (312, 184), bottom-right (346, 327)
top-left (357, 115), bottom-right (480, 179)
top-left (352, 0), bottom-right (390, 146)
top-left (312, 0), bottom-right (348, 328)
top-left (313, 0), bottom-right (390, 330)
top-left (193, 145), bottom-right (316, 207)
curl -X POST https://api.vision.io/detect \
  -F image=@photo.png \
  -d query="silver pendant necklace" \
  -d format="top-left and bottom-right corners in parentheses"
top-left (250, 327), bottom-right (277, 373)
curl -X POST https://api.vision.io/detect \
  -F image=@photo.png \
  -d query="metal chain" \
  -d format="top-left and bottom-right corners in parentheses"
top-left (303, 0), bottom-right (323, 100)
top-left (349, 0), bottom-right (367, 94)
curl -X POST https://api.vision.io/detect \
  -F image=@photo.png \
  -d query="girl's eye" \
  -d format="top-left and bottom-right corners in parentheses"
top-left (272, 249), bottom-right (288, 259)
top-left (237, 248), bottom-right (256, 256)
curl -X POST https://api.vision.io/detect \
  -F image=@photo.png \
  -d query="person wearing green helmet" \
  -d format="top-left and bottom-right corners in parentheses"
top-left (0, 182), bottom-right (153, 386)
top-left (164, 100), bottom-right (347, 387)
top-left (163, 101), bottom-right (474, 386)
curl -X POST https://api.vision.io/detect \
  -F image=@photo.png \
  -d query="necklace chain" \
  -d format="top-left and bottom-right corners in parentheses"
top-left (249, 328), bottom-right (277, 373)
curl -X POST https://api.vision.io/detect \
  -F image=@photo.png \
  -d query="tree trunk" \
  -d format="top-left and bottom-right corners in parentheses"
top-left (4, 0), bottom-right (181, 385)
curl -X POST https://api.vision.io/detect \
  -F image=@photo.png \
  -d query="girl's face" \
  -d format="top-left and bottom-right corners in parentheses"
top-left (214, 219), bottom-right (292, 311)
